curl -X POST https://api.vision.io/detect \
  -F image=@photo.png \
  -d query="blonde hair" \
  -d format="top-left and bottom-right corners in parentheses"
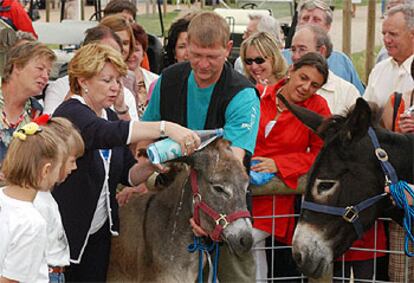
top-left (68, 43), bottom-right (128, 94)
top-left (240, 31), bottom-right (288, 82)
top-left (2, 126), bottom-right (61, 189)
top-left (187, 11), bottom-right (230, 48)
top-left (2, 41), bottom-right (56, 83)
top-left (100, 14), bottom-right (135, 60)
top-left (46, 117), bottom-right (85, 158)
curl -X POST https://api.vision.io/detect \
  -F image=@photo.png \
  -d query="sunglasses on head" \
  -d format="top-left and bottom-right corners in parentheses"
top-left (244, 57), bottom-right (266, 65)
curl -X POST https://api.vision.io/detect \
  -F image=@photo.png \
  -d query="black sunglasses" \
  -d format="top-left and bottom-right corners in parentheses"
top-left (244, 57), bottom-right (266, 65)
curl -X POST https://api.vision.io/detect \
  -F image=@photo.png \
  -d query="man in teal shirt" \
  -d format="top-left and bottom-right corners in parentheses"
top-left (143, 11), bottom-right (260, 282)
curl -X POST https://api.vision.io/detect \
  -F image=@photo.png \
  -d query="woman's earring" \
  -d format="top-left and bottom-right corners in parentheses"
top-left (83, 87), bottom-right (89, 94)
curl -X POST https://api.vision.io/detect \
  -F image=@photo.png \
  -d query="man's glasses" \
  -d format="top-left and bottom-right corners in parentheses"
top-left (244, 57), bottom-right (266, 65)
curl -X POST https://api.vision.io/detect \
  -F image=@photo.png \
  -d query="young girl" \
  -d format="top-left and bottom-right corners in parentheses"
top-left (33, 116), bottom-right (85, 283)
top-left (0, 122), bottom-right (63, 282)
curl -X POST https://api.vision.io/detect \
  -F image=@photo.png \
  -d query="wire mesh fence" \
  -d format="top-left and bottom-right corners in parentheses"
top-left (251, 194), bottom-right (413, 283)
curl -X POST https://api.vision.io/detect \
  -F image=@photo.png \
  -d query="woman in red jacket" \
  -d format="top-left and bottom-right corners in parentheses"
top-left (242, 50), bottom-right (331, 280)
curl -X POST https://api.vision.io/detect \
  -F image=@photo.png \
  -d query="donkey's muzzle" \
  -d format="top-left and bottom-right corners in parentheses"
top-left (223, 218), bottom-right (253, 256)
top-left (292, 222), bottom-right (333, 278)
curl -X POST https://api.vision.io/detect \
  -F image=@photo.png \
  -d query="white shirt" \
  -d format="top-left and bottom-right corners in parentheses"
top-left (43, 75), bottom-right (139, 121)
top-left (0, 189), bottom-right (48, 282)
top-left (316, 71), bottom-right (361, 115)
top-left (34, 191), bottom-right (70, 267)
top-left (69, 95), bottom-right (131, 263)
top-left (234, 56), bottom-right (247, 76)
top-left (141, 67), bottom-right (159, 94)
top-left (364, 55), bottom-right (414, 109)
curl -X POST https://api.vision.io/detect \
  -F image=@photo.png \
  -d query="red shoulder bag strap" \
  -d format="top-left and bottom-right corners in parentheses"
top-left (392, 92), bottom-right (403, 132)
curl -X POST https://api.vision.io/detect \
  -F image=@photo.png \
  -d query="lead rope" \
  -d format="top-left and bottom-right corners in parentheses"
top-left (388, 181), bottom-right (414, 257)
top-left (187, 236), bottom-right (220, 283)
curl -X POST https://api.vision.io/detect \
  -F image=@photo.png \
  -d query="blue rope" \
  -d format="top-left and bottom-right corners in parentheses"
top-left (212, 241), bottom-right (220, 283)
top-left (187, 236), bottom-right (220, 283)
top-left (389, 180), bottom-right (414, 257)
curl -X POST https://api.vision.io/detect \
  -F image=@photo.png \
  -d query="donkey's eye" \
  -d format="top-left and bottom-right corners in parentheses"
top-left (213, 185), bottom-right (231, 197)
top-left (213, 185), bottom-right (225, 194)
top-left (317, 181), bottom-right (336, 192)
top-left (312, 179), bottom-right (338, 200)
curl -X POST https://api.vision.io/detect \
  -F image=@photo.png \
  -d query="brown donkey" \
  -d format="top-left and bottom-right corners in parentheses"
top-left (108, 139), bottom-right (253, 282)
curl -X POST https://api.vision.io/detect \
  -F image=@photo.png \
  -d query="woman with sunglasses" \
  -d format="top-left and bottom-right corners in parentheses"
top-left (240, 32), bottom-right (287, 89)
top-left (244, 52), bottom-right (331, 280)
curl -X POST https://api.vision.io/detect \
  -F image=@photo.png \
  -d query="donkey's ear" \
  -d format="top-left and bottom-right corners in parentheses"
top-left (172, 151), bottom-right (208, 170)
top-left (341, 98), bottom-right (371, 143)
top-left (190, 150), bottom-right (212, 171)
top-left (172, 155), bottom-right (195, 166)
top-left (277, 93), bottom-right (324, 137)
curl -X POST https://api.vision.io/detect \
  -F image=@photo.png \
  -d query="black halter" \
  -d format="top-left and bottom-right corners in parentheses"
top-left (301, 127), bottom-right (396, 238)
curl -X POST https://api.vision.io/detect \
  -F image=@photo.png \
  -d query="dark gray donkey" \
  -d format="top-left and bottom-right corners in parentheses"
top-left (107, 138), bottom-right (253, 282)
top-left (279, 96), bottom-right (407, 279)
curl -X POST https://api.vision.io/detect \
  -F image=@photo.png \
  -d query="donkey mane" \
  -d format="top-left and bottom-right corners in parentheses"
top-left (317, 101), bottom-right (382, 137)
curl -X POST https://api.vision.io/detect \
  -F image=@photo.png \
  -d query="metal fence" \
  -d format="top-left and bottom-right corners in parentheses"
top-left (251, 194), bottom-right (412, 283)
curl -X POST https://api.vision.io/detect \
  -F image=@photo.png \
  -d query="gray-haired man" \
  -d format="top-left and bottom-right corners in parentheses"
top-left (282, 0), bottom-right (365, 94)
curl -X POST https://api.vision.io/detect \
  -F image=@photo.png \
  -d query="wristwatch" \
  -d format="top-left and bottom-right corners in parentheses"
top-left (160, 120), bottom-right (166, 137)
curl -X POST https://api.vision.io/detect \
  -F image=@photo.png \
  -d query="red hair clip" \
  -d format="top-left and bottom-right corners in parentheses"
top-left (33, 114), bottom-right (51, 125)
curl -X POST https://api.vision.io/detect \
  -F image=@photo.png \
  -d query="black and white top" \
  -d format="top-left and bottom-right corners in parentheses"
top-left (52, 96), bottom-right (136, 263)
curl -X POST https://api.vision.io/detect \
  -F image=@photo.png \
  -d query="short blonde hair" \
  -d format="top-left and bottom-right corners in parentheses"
top-left (68, 43), bottom-right (128, 94)
top-left (2, 126), bottom-right (61, 189)
top-left (187, 11), bottom-right (230, 48)
top-left (2, 41), bottom-right (56, 83)
top-left (47, 117), bottom-right (85, 158)
top-left (100, 14), bottom-right (135, 60)
top-left (240, 32), bottom-right (288, 82)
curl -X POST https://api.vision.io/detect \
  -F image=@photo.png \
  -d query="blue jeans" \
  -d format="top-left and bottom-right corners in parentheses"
top-left (49, 272), bottom-right (65, 283)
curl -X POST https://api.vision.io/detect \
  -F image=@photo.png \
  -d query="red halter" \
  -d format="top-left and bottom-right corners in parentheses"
top-left (190, 170), bottom-right (251, 242)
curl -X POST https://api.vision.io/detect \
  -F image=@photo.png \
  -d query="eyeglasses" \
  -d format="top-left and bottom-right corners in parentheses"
top-left (244, 57), bottom-right (266, 65)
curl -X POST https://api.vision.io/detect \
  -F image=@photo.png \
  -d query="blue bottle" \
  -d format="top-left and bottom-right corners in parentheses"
top-left (147, 128), bottom-right (224, 164)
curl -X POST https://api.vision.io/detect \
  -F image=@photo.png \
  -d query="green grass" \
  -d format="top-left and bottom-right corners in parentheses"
top-left (350, 45), bottom-right (382, 84)
top-left (138, 11), bottom-right (180, 37)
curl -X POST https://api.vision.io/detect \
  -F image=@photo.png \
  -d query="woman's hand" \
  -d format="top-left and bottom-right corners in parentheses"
top-left (251, 157), bottom-right (278, 173)
top-left (165, 122), bottom-right (201, 156)
top-left (399, 113), bottom-right (414, 133)
top-left (114, 81), bottom-right (128, 114)
top-left (189, 218), bottom-right (209, 237)
top-left (385, 185), bottom-right (414, 206)
top-left (116, 185), bottom-right (148, 207)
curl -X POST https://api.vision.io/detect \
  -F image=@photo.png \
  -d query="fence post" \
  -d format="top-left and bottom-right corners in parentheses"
top-left (46, 0), bottom-right (50, 22)
top-left (81, 0), bottom-right (84, 20)
top-left (365, 0), bottom-right (376, 83)
top-left (342, 0), bottom-right (352, 57)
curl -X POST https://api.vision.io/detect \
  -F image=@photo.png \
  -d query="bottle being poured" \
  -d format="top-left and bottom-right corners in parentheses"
top-left (147, 128), bottom-right (224, 164)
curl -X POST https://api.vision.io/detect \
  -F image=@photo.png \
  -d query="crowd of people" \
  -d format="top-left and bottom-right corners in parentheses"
top-left (0, 0), bottom-right (413, 282)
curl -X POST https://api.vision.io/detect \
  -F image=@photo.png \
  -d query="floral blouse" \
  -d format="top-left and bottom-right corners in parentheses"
top-left (0, 91), bottom-right (42, 163)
